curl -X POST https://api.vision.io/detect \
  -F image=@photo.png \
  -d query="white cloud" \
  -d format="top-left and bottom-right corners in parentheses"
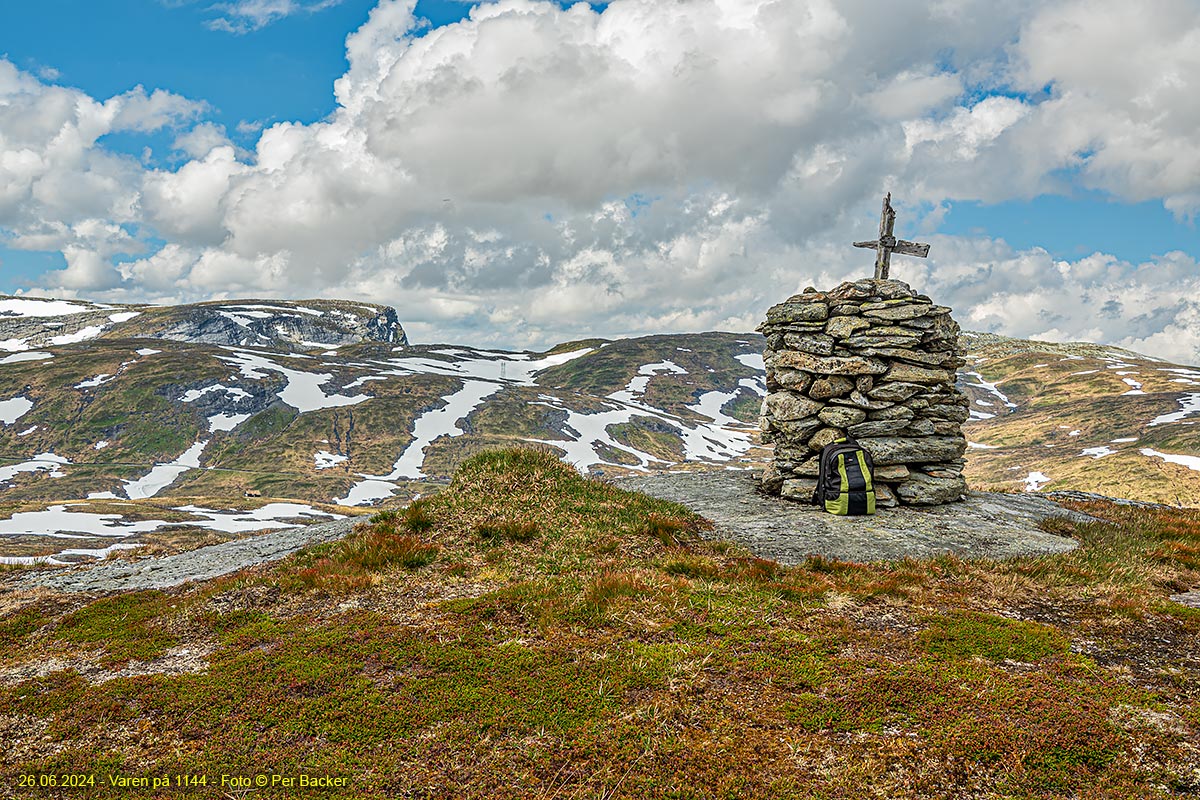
top-left (172, 122), bottom-right (233, 158)
top-left (0, 61), bottom-right (202, 264)
top-left (206, 0), bottom-right (345, 33)
top-left (2, 0), bottom-right (1200, 363)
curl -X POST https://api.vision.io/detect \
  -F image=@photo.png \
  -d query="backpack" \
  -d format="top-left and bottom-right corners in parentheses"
top-left (811, 437), bottom-right (876, 515)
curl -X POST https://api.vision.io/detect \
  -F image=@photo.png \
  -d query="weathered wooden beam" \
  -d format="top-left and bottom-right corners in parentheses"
top-left (892, 240), bottom-right (930, 258)
top-left (874, 193), bottom-right (896, 279)
top-left (853, 193), bottom-right (930, 280)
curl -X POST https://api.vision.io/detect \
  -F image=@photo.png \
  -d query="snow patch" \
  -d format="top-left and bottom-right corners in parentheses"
top-left (49, 326), bottom-right (105, 345)
top-left (1080, 446), bottom-right (1115, 459)
top-left (337, 379), bottom-right (503, 504)
top-left (1121, 377), bottom-right (1144, 395)
top-left (735, 353), bottom-right (765, 371)
top-left (172, 503), bottom-right (342, 534)
top-left (0, 298), bottom-right (93, 317)
top-left (123, 441), bottom-right (209, 500)
top-left (384, 346), bottom-right (594, 385)
top-left (1, 351), bottom-right (52, 365)
top-left (208, 413), bottom-right (251, 432)
top-left (0, 453), bottom-right (70, 484)
top-left (1141, 448), bottom-right (1200, 472)
top-left (314, 451), bottom-right (348, 470)
top-left (225, 303), bottom-right (324, 317)
top-left (0, 502), bottom-right (342, 564)
top-left (0, 338), bottom-right (30, 352)
top-left (220, 351), bottom-right (370, 412)
top-left (1, 542), bottom-right (144, 567)
top-left (1149, 393), bottom-right (1200, 427)
top-left (0, 396), bottom-right (34, 425)
top-left (609, 361), bottom-right (686, 405)
top-left (108, 311), bottom-right (140, 323)
top-left (961, 372), bottom-right (1017, 409)
top-left (1022, 472), bottom-right (1050, 492)
top-left (342, 375), bottom-right (388, 390)
top-left (75, 373), bottom-right (114, 389)
top-left (181, 383), bottom-right (252, 403)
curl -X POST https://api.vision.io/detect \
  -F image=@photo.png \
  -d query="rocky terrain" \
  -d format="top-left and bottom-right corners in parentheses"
top-left (3, 291), bottom-right (1200, 567)
top-left (616, 469), bottom-right (1089, 563)
top-left (757, 279), bottom-right (968, 506)
top-left (0, 296), bottom-right (404, 353)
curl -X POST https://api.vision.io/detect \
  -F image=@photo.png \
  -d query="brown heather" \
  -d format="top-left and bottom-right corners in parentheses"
top-left (0, 448), bottom-right (1197, 798)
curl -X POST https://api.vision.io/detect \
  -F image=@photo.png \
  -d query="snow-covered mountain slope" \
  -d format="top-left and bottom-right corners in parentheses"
top-left (0, 300), bottom-right (768, 515)
top-left (2, 298), bottom-right (1199, 518)
top-left (0, 295), bottom-right (404, 353)
top-left (958, 334), bottom-right (1200, 504)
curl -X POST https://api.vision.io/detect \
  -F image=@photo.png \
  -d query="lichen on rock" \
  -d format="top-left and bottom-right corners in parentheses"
top-left (757, 278), bottom-right (969, 506)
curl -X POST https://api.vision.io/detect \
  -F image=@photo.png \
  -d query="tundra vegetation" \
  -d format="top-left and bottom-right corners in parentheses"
top-left (1, 448), bottom-right (1198, 798)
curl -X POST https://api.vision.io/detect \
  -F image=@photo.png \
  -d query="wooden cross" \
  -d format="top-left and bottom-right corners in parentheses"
top-left (853, 192), bottom-right (930, 280)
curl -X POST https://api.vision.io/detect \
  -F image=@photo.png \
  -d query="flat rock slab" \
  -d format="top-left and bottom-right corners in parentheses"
top-left (1171, 591), bottom-right (1200, 609)
top-left (9, 517), bottom-right (358, 594)
top-left (614, 470), bottom-right (1092, 564)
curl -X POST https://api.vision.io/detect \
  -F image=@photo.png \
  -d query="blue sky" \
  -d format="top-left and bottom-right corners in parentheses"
top-left (1, 1), bottom-right (608, 145)
top-left (936, 194), bottom-right (1198, 263)
top-left (1, 0), bottom-right (1198, 360)
top-left (1, 0), bottom-right (618, 292)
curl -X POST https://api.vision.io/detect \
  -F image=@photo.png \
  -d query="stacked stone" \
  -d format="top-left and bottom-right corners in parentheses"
top-left (757, 279), bottom-right (969, 506)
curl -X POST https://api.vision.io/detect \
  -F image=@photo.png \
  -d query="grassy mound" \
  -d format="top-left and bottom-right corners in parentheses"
top-left (1, 448), bottom-right (1198, 798)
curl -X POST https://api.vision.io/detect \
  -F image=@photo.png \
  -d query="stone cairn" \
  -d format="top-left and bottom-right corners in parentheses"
top-left (757, 278), bottom-right (969, 506)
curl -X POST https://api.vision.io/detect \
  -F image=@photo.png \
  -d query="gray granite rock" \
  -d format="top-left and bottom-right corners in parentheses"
top-left (758, 279), bottom-right (969, 506)
top-left (614, 471), bottom-right (1087, 563)
top-left (818, 406), bottom-right (867, 428)
top-left (896, 473), bottom-right (967, 505)
top-left (809, 375), bottom-right (855, 400)
top-left (859, 435), bottom-right (967, 465)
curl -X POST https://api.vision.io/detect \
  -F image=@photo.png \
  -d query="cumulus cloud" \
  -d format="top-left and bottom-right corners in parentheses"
top-left (0, 61), bottom-right (202, 262)
top-left (172, 122), bottom-right (234, 159)
top-left (898, 240), bottom-right (1200, 365)
top-left (4, 0), bottom-right (1200, 362)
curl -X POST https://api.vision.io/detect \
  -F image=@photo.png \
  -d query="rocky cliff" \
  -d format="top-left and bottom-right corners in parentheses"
top-left (0, 296), bottom-right (406, 352)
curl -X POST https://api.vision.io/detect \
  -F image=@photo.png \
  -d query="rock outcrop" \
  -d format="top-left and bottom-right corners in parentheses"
top-left (146, 300), bottom-right (406, 351)
top-left (757, 279), bottom-right (969, 506)
top-left (0, 296), bottom-right (407, 352)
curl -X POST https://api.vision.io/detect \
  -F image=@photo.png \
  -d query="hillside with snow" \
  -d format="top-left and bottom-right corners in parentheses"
top-left (2, 295), bottom-right (1200, 566)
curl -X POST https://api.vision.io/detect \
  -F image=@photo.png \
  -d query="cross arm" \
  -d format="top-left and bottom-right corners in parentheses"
top-left (892, 239), bottom-right (930, 258)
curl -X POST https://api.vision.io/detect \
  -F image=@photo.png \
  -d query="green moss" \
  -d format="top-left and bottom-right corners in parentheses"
top-left (4, 446), bottom-right (1198, 798)
top-left (56, 591), bottom-right (179, 665)
top-left (917, 610), bottom-right (1069, 662)
top-left (0, 607), bottom-right (46, 649)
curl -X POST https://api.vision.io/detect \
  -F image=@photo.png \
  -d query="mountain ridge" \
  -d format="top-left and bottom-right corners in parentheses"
top-left (2, 294), bottom-right (1200, 565)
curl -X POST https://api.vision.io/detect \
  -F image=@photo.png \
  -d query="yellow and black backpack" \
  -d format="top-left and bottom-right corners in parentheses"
top-left (811, 437), bottom-right (876, 515)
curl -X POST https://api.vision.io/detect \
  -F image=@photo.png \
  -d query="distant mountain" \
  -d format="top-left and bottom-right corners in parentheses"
top-left (2, 294), bottom-right (1199, 521)
top-left (957, 332), bottom-right (1200, 505)
top-left (0, 296), bottom-right (767, 517)
top-left (0, 295), bottom-right (404, 353)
